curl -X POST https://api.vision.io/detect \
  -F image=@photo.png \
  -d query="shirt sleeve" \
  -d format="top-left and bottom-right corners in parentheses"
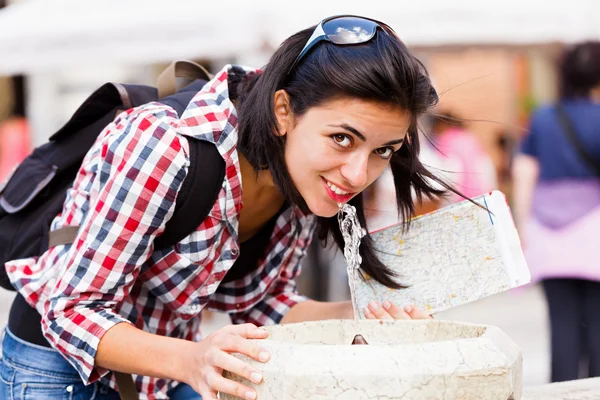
top-left (229, 216), bottom-right (317, 326)
top-left (41, 106), bottom-right (189, 384)
top-left (520, 110), bottom-right (540, 157)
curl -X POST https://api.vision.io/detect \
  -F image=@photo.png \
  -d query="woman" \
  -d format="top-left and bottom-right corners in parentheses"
top-left (1, 16), bottom-right (451, 400)
top-left (512, 40), bottom-right (600, 382)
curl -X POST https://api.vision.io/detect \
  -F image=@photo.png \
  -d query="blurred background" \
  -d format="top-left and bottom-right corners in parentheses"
top-left (1, 0), bottom-right (599, 389)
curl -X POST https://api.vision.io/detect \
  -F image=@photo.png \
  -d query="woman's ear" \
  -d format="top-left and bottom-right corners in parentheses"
top-left (273, 89), bottom-right (292, 137)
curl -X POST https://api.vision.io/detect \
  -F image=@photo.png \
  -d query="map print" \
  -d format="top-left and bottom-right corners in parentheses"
top-left (355, 193), bottom-right (523, 316)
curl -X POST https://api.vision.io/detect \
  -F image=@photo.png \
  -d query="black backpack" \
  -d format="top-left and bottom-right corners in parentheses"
top-left (0, 61), bottom-right (226, 291)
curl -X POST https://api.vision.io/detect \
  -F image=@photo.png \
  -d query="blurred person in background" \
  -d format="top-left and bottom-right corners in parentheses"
top-left (430, 110), bottom-right (497, 204)
top-left (495, 130), bottom-right (518, 197)
top-left (512, 40), bottom-right (600, 383)
top-left (0, 76), bottom-right (31, 183)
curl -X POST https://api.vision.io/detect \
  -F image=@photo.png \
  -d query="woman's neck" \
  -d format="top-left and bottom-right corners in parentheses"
top-left (239, 154), bottom-right (279, 199)
top-left (238, 153), bottom-right (285, 241)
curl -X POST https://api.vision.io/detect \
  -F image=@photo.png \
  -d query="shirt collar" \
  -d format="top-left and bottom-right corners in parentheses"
top-left (178, 64), bottom-right (259, 153)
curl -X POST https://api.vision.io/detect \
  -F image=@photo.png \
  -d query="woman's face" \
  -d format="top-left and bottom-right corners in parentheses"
top-left (275, 93), bottom-right (411, 218)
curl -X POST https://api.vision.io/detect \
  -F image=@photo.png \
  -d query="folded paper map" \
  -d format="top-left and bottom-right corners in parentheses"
top-left (356, 190), bottom-right (530, 316)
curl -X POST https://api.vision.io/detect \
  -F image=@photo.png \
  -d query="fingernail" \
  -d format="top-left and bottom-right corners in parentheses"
top-left (246, 390), bottom-right (257, 400)
top-left (259, 351), bottom-right (270, 362)
top-left (250, 371), bottom-right (263, 383)
top-left (404, 305), bottom-right (413, 313)
top-left (363, 308), bottom-right (370, 316)
top-left (382, 301), bottom-right (391, 310)
top-left (369, 301), bottom-right (379, 310)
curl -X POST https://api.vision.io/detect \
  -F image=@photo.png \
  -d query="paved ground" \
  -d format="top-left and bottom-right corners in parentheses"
top-left (0, 283), bottom-right (551, 387)
top-left (523, 377), bottom-right (600, 399)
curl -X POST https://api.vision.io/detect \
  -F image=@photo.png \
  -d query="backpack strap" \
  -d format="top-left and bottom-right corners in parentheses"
top-left (153, 81), bottom-right (225, 249)
top-left (113, 372), bottom-right (140, 400)
top-left (47, 226), bottom-right (79, 248)
top-left (153, 137), bottom-right (225, 249)
top-left (556, 103), bottom-right (600, 176)
top-left (157, 60), bottom-right (212, 98)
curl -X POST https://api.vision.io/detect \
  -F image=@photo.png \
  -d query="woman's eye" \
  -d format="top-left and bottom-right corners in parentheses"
top-left (332, 134), bottom-right (352, 148)
top-left (375, 147), bottom-right (394, 158)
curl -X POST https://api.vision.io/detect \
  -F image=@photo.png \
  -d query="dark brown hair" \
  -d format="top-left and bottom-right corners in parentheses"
top-left (559, 40), bottom-right (600, 99)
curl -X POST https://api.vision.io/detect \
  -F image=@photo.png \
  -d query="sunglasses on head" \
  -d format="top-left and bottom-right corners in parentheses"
top-left (289, 15), bottom-right (397, 74)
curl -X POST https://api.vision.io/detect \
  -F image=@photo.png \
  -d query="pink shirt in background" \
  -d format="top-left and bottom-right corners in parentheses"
top-left (435, 127), bottom-right (497, 203)
top-left (0, 117), bottom-right (31, 183)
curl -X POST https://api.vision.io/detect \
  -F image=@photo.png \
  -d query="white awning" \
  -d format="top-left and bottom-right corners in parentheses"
top-left (0, 0), bottom-right (268, 74)
top-left (0, 0), bottom-right (598, 75)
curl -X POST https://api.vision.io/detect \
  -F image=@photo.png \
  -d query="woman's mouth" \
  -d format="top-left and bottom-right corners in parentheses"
top-left (322, 178), bottom-right (355, 203)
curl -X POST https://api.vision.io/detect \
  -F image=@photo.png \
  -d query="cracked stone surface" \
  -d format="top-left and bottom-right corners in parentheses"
top-left (221, 319), bottom-right (522, 399)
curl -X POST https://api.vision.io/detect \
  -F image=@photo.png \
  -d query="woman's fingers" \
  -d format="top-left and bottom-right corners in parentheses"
top-left (404, 304), bottom-right (434, 319)
top-left (364, 301), bottom-right (393, 319)
top-left (191, 324), bottom-right (270, 398)
top-left (363, 306), bottom-right (376, 319)
top-left (211, 330), bottom-right (271, 364)
top-left (382, 301), bottom-right (411, 319)
top-left (223, 323), bottom-right (270, 339)
top-left (363, 301), bottom-right (411, 320)
top-left (204, 369), bottom-right (258, 400)
top-left (201, 342), bottom-right (264, 399)
top-left (198, 387), bottom-right (219, 400)
top-left (211, 349), bottom-right (264, 384)
top-left (362, 301), bottom-right (432, 320)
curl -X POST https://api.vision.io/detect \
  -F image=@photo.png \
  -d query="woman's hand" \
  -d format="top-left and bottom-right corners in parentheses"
top-left (187, 323), bottom-right (270, 400)
top-left (363, 301), bottom-right (433, 320)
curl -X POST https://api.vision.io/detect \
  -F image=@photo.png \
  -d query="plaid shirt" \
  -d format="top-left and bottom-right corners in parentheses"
top-left (6, 65), bottom-right (316, 400)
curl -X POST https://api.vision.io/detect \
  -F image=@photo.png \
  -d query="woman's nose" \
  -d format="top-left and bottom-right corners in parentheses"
top-left (340, 153), bottom-right (369, 189)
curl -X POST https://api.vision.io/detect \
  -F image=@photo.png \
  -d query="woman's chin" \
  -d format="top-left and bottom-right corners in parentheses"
top-left (307, 201), bottom-right (340, 218)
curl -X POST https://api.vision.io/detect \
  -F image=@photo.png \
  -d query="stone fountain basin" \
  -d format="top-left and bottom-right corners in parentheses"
top-left (221, 319), bottom-right (522, 400)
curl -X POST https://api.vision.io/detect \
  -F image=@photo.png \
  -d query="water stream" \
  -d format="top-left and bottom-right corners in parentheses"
top-left (337, 202), bottom-right (366, 320)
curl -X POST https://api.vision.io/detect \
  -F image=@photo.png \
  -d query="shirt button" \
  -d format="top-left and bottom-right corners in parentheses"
top-left (66, 386), bottom-right (74, 393)
top-left (236, 304), bottom-right (241, 309)
top-left (231, 249), bottom-right (238, 256)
